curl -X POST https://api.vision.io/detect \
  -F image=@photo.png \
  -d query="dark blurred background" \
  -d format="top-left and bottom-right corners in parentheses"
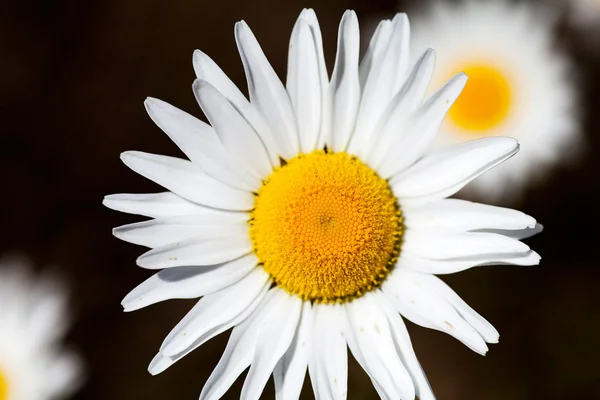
top-left (1, 0), bottom-right (599, 399)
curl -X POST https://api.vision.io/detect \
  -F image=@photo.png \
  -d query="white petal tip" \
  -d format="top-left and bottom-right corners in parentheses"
top-left (135, 255), bottom-right (149, 268)
top-left (535, 223), bottom-right (544, 233)
top-left (120, 151), bottom-right (139, 164)
top-left (300, 8), bottom-right (315, 16)
top-left (235, 20), bottom-right (249, 32)
top-left (455, 72), bottom-right (468, 83)
top-left (392, 12), bottom-right (409, 22)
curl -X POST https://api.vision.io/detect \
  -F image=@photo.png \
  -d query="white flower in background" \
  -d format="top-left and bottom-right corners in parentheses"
top-left (105, 9), bottom-right (542, 399)
top-left (0, 257), bottom-right (83, 400)
top-left (411, 0), bottom-right (579, 202)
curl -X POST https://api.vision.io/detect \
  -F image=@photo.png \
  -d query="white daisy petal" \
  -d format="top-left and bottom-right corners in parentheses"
top-left (120, 151), bottom-right (254, 211)
top-left (286, 18), bottom-right (322, 153)
top-left (348, 14), bottom-right (410, 158)
top-left (192, 50), bottom-right (281, 165)
top-left (199, 289), bottom-right (279, 400)
top-left (193, 80), bottom-right (272, 179)
top-left (480, 223), bottom-right (544, 240)
top-left (345, 293), bottom-right (415, 400)
top-left (103, 192), bottom-right (233, 219)
top-left (397, 250), bottom-right (541, 275)
top-left (383, 270), bottom-right (489, 355)
top-left (391, 137), bottom-right (519, 205)
top-left (144, 97), bottom-right (258, 190)
top-left (136, 233), bottom-right (252, 269)
top-left (403, 198), bottom-right (536, 232)
top-left (149, 283), bottom-right (269, 375)
top-left (358, 20), bottom-right (392, 90)
top-left (160, 268), bottom-right (270, 357)
top-left (112, 214), bottom-right (248, 248)
top-left (329, 10), bottom-right (360, 153)
top-left (380, 299), bottom-right (435, 400)
top-left (308, 304), bottom-right (348, 400)
top-left (121, 253), bottom-right (259, 312)
top-left (235, 21), bottom-right (300, 159)
top-left (241, 288), bottom-right (302, 400)
top-left (366, 49), bottom-right (436, 167)
top-left (44, 351), bottom-right (84, 398)
top-left (297, 9), bottom-right (330, 149)
top-left (404, 230), bottom-right (529, 260)
top-left (377, 72), bottom-right (467, 178)
top-left (273, 301), bottom-right (313, 400)
top-left (414, 273), bottom-right (499, 343)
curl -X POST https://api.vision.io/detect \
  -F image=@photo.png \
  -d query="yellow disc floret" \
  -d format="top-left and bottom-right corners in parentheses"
top-left (448, 64), bottom-right (512, 134)
top-left (250, 151), bottom-right (403, 303)
top-left (0, 367), bottom-right (9, 400)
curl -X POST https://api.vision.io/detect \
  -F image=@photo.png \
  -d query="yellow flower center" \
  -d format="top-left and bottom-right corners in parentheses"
top-left (250, 151), bottom-right (403, 303)
top-left (0, 367), bottom-right (9, 400)
top-left (448, 64), bottom-right (512, 134)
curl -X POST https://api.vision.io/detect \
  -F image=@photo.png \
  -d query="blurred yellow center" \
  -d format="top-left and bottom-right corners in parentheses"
top-left (449, 64), bottom-right (512, 133)
top-left (0, 367), bottom-right (8, 400)
top-left (250, 151), bottom-right (403, 303)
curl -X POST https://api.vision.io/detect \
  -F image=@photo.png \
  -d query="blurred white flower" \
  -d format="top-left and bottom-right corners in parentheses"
top-left (0, 257), bottom-right (83, 400)
top-left (411, 0), bottom-right (581, 202)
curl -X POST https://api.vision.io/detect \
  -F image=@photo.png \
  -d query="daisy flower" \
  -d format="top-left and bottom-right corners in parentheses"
top-left (105, 9), bottom-right (542, 399)
top-left (411, 0), bottom-right (579, 202)
top-left (0, 257), bottom-right (83, 400)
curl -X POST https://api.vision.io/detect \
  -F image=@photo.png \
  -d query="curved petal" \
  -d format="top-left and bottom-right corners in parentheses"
top-left (159, 268), bottom-right (270, 356)
top-left (380, 298), bottom-right (435, 400)
top-left (378, 73), bottom-right (467, 178)
top-left (136, 233), bottom-right (252, 269)
top-left (366, 49), bottom-right (436, 167)
top-left (103, 192), bottom-right (238, 219)
top-left (113, 214), bottom-right (248, 248)
top-left (478, 223), bottom-right (543, 240)
top-left (348, 14), bottom-right (410, 159)
top-left (345, 293), bottom-right (415, 400)
top-left (199, 288), bottom-right (278, 400)
top-left (382, 270), bottom-right (490, 355)
top-left (235, 21), bottom-right (299, 159)
top-left (193, 80), bottom-right (272, 179)
top-left (286, 18), bottom-right (322, 153)
top-left (308, 304), bottom-right (348, 400)
top-left (120, 151), bottom-right (254, 211)
top-left (391, 137), bottom-right (519, 205)
top-left (193, 50), bottom-right (281, 165)
top-left (274, 301), bottom-right (313, 400)
top-left (329, 10), bottom-right (360, 153)
top-left (403, 230), bottom-right (530, 260)
top-left (397, 250), bottom-right (541, 275)
top-left (359, 19), bottom-right (391, 90)
top-left (241, 288), bottom-right (302, 400)
top-left (144, 97), bottom-right (258, 190)
top-left (297, 9), bottom-right (330, 150)
top-left (148, 281), bottom-right (269, 375)
top-left (413, 273), bottom-right (499, 343)
top-left (403, 199), bottom-right (537, 232)
top-left (121, 254), bottom-right (259, 312)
